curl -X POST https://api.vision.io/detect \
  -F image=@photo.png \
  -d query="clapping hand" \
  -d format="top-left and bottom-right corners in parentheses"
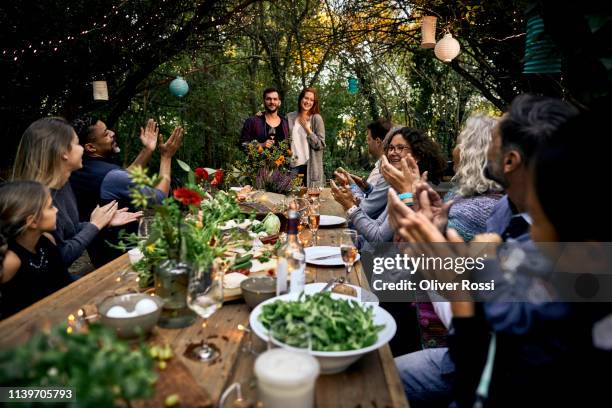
top-left (330, 180), bottom-right (358, 210)
top-left (139, 119), bottom-right (159, 152)
top-left (159, 126), bottom-right (184, 158)
top-left (380, 155), bottom-right (424, 194)
top-left (109, 208), bottom-right (143, 227)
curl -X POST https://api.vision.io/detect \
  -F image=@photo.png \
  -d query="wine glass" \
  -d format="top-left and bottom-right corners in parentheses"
top-left (340, 229), bottom-right (358, 278)
top-left (186, 261), bottom-right (224, 362)
top-left (307, 203), bottom-right (320, 246)
top-left (307, 181), bottom-right (322, 204)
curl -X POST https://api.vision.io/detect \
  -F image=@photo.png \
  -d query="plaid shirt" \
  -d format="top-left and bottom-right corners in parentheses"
top-left (239, 114), bottom-right (288, 148)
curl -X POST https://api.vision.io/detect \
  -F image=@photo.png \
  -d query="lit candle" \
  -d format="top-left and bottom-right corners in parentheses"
top-left (254, 348), bottom-right (319, 408)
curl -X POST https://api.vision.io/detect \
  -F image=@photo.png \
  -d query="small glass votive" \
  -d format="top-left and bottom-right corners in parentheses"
top-left (128, 248), bottom-right (144, 265)
top-left (254, 348), bottom-right (320, 408)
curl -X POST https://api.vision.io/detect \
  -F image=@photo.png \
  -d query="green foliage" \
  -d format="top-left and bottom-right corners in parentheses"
top-left (0, 324), bottom-right (156, 407)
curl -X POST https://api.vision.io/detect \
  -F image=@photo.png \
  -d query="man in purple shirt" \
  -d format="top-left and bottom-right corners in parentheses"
top-left (240, 87), bottom-right (288, 149)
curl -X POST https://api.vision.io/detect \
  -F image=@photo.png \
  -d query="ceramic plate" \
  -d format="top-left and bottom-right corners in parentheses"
top-left (304, 246), bottom-right (360, 266)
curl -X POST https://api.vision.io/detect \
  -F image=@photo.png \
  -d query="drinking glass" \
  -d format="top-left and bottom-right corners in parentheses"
top-left (186, 261), bottom-right (224, 362)
top-left (307, 203), bottom-right (320, 246)
top-left (138, 216), bottom-right (155, 238)
top-left (340, 229), bottom-right (358, 278)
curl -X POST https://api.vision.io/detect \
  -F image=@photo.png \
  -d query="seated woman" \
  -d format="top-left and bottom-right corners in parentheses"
top-left (0, 181), bottom-right (73, 320)
top-left (331, 127), bottom-right (446, 244)
top-left (11, 117), bottom-right (140, 270)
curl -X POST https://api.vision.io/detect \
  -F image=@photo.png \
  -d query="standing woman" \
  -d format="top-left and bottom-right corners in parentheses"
top-left (287, 88), bottom-right (325, 186)
top-left (12, 117), bottom-right (139, 269)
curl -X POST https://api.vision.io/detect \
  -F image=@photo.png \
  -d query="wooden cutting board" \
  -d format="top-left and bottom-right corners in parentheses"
top-left (133, 358), bottom-right (213, 408)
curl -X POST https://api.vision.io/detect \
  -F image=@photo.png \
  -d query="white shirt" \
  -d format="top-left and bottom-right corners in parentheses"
top-left (367, 159), bottom-right (383, 185)
top-left (291, 119), bottom-right (310, 166)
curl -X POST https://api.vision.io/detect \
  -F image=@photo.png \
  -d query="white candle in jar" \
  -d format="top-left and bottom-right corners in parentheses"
top-left (254, 348), bottom-right (320, 408)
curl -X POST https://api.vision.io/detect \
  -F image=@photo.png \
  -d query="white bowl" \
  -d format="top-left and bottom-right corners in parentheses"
top-left (249, 292), bottom-right (396, 374)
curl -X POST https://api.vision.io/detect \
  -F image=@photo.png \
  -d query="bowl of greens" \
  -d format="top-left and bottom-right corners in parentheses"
top-left (249, 292), bottom-right (396, 374)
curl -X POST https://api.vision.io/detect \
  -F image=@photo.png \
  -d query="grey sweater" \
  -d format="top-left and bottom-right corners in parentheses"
top-left (286, 112), bottom-right (325, 186)
top-left (51, 183), bottom-right (100, 267)
top-left (348, 206), bottom-right (394, 243)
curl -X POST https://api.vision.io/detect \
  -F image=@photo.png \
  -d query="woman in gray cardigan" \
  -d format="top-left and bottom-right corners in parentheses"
top-left (286, 87), bottom-right (325, 186)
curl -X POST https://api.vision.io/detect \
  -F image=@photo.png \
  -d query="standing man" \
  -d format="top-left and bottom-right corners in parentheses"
top-left (240, 87), bottom-right (289, 149)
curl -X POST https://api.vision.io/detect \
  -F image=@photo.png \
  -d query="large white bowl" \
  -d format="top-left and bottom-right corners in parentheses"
top-left (249, 292), bottom-right (396, 374)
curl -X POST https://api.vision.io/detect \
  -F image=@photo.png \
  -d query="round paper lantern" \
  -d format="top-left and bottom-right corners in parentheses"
top-left (434, 33), bottom-right (460, 62)
top-left (169, 76), bottom-right (189, 98)
top-left (92, 80), bottom-right (109, 101)
top-left (420, 16), bottom-right (437, 49)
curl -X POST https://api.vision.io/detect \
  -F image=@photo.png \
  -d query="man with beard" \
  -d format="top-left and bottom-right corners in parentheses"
top-left (240, 87), bottom-right (289, 149)
top-left (483, 95), bottom-right (578, 241)
top-left (70, 116), bottom-right (184, 266)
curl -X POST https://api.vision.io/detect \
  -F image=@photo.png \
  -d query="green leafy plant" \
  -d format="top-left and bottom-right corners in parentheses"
top-left (0, 324), bottom-right (156, 407)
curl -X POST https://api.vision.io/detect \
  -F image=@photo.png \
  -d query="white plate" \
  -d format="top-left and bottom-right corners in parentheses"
top-left (304, 282), bottom-right (379, 305)
top-left (249, 292), bottom-right (396, 373)
top-left (304, 246), bottom-right (360, 266)
top-left (319, 215), bottom-right (346, 227)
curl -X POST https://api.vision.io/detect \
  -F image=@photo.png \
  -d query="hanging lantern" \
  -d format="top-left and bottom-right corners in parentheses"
top-left (522, 15), bottom-right (562, 74)
top-left (169, 76), bottom-right (189, 98)
top-left (347, 77), bottom-right (359, 94)
top-left (434, 33), bottom-right (460, 63)
top-left (420, 16), bottom-right (437, 49)
top-left (92, 80), bottom-right (109, 101)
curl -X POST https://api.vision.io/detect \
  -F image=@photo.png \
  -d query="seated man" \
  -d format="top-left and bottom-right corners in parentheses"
top-left (70, 116), bottom-right (184, 266)
top-left (240, 87), bottom-right (288, 149)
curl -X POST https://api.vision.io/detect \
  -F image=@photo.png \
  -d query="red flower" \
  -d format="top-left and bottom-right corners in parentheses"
top-left (173, 188), bottom-right (203, 207)
top-left (211, 169), bottom-right (224, 187)
top-left (195, 167), bottom-right (209, 181)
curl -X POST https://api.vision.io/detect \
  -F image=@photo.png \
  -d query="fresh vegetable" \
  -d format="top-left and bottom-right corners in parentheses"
top-left (258, 292), bottom-right (385, 351)
top-left (261, 213), bottom-right (281, 235)
top-left (164, 394), bottom-right (180, 407)
top-left (232, 260), bottom-right (252, 270)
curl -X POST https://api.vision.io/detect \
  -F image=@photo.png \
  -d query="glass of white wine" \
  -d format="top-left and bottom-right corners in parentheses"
top-left (307, 202), bottom-right (320, 245)
top-left (186, 261), bottom-right (224, 362)
top-left (340, 229), bottom-right (358, 278)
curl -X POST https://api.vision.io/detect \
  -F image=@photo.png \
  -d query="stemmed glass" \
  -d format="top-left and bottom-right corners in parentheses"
top-left (186, 261), bottom-right (224, 362)
top-left (307, 202), bottom-right (320, 246)
top-left (307, 181), bottom-right (322, 204)
top-left (340, 229), bottom-right (358, 278)
top-left (138, 216), bottom-right (155, 238)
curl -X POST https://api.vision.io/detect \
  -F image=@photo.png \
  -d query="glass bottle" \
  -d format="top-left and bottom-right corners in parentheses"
top-left (276, 209), bottom-right (306, 295)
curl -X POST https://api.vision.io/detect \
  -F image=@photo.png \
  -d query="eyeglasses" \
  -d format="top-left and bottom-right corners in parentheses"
top-left (387, 144), bottom-right (410, 153)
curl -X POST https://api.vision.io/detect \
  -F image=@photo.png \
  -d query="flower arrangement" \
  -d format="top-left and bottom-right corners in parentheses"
top-left (227, 140), bottom-right (296, 193)
top-left (120, 164), bottom-right (240, 287)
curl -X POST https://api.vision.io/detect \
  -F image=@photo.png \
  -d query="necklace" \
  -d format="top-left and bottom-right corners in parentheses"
top-left (29, 247), bottom-right (49, 270)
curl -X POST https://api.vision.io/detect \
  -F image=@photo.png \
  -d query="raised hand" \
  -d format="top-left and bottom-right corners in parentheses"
top-left (139, 119), bottom-right (159, 152)
top-left (159, 126), bottom-right (184, 158)
top-left (417, 188), bottom-right (452, 233)
top-left (298, 115), bottom-right (312, 134)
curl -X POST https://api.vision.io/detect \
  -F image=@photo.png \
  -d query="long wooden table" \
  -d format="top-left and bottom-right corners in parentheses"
top-left (0, 190), bottom-right (409, 408)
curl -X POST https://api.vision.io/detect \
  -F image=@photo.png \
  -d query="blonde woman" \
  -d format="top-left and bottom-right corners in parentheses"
top-left (12, 117), bottom-right (140, 269)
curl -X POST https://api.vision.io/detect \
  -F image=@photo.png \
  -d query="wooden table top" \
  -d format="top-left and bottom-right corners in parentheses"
top-left (0, 190), bottom-right (409, 408)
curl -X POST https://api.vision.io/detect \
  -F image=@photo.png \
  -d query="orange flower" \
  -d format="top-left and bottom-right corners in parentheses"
top-left (274, 155), bottom-right (285, 167)
top-left (257, 145), bottom-right (264, 153)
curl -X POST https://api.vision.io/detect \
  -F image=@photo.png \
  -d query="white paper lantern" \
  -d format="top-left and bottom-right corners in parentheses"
top-left (434, 33), bottom-right (460, 62)
top-left (420, 16), bottom-right (437, 49)
top-left (92, 81), bottom-right (109, 101)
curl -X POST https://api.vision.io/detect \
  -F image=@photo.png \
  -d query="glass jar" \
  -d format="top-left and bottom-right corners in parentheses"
top-left (155, 259), bottom-right (196, 328)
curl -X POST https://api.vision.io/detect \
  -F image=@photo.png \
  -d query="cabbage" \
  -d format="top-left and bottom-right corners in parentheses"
top-left (262, 213), bottom-right (281, 235)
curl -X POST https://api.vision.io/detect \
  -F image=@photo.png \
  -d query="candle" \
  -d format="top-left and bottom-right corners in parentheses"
top-left (254, 348), bottom-right (320, 408)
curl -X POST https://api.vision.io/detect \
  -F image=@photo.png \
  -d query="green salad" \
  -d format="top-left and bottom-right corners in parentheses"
top-left (258, 292), bottom-right (385, 352)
